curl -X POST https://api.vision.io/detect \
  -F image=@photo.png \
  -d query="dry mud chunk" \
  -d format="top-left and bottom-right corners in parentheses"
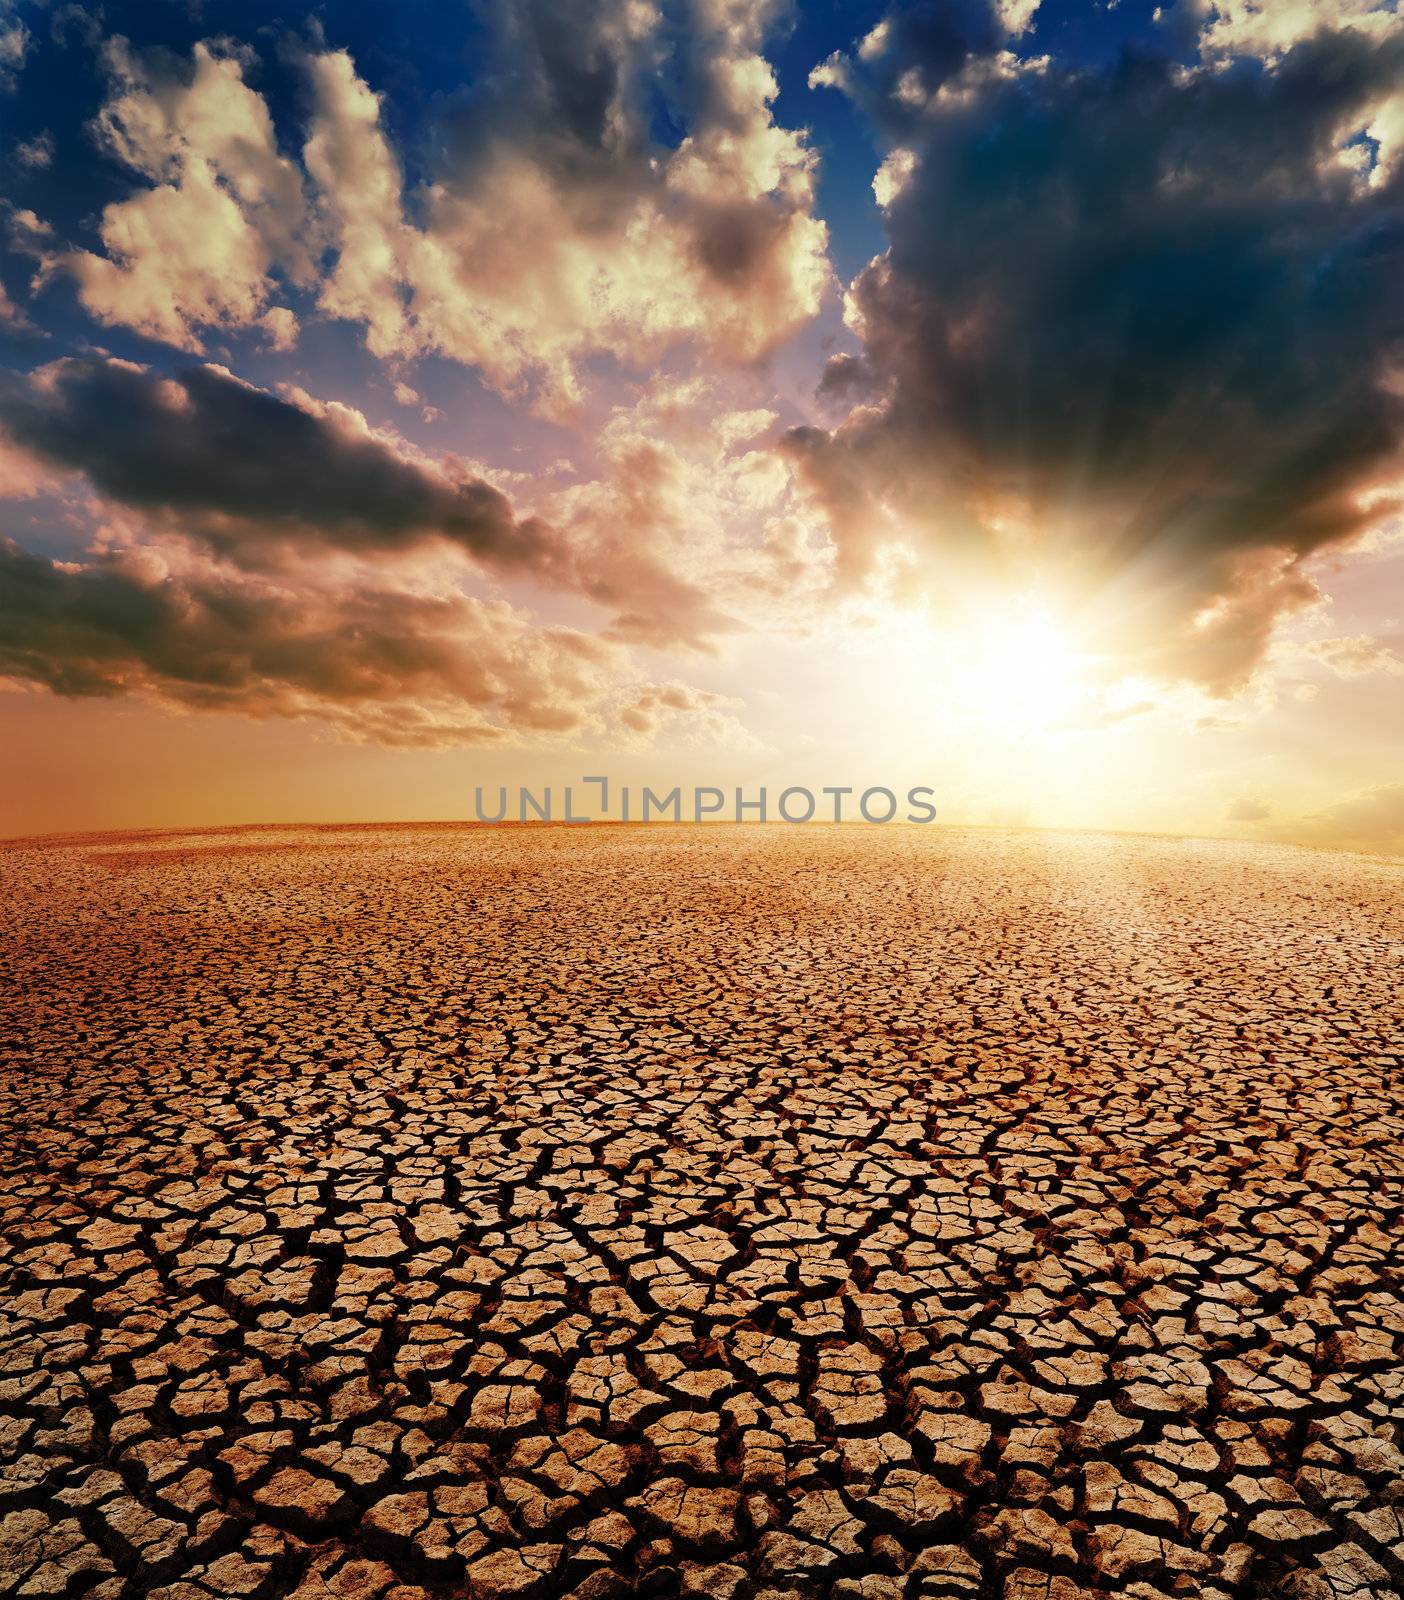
top-left (254, 1467), bottom-right (355, 1535)
top-left (628, 1478), bottom-right (740, 1549)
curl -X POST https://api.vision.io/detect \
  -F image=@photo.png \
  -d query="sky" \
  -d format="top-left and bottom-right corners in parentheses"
top-left (0, 0), bottom-right (1402, 848)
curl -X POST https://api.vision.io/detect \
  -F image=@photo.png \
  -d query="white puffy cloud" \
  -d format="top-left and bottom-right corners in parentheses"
top-left (59, 39), bottom-right (310, 350)
top-left (995, 0), bottom-right (1042, 36)
top-left (304, 0), bottom-right (829, 412)
top-left (1186, 0), bottom-right (1403, 63)
top-left (34, 4), bottom-right (828, 401)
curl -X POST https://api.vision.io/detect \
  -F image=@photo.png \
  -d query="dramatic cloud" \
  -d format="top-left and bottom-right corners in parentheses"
top-left (54, 39), bottom-right (310, 350)
top-left (617, 681), bottom-right (755, 747)
top-left (799, 5), bottom-right (1404, 690)
top-left (305, 0), bottom-right (829, 410)
top-left (0, 357), bottom-right (808, 651)
top-left (1178, 2), bottom-right (1404, 195)
top-left (541, 376), bottom-right (828, 650)
top-left (808, 0), bottom-right (1045, 133)
top-left (3, 0), bottom-right (1400, 830)
top-left (0, 370), bottom-right (773, 747)
top-left (0, 357), bottom-right (556, 571)
top-left (44, 5), bottom-right (828, 405)
top-left (0, 538), bottom-right (626, 746)
top-left (1181, 0), bottom-right (1404, 64)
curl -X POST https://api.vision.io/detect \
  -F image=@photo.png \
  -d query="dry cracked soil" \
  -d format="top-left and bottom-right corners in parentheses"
top-left (1, 823), bottom-right (1402, 1600)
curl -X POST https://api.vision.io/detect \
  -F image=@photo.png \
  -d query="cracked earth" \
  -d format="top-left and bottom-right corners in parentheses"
top-left (2, 824), bottom-right (1403, 1600)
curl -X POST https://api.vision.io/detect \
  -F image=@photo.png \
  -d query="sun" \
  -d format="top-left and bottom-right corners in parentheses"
top-left (947, 602), bottom-right (1092, 733)
top-left (870, 595), bottom-right (1095, 737)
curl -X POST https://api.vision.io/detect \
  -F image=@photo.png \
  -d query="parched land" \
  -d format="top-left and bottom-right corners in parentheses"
top-left (1, 824), bottom-right (1402, 1600)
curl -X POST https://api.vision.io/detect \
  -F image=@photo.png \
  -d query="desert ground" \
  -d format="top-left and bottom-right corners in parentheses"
top-left (1, 824), bottom-right (1402, 1600)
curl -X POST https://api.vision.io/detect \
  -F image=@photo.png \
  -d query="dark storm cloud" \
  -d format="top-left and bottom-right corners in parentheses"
top-left (435, 0), bottom-right (659, 192)
top-left (0, 537), bottom-right (619, 744)
top-left (810, 0), bottom-right (1007, 136)
top-left (0, 357), bottom-right (559, 569)
top-left (0, 355), bottom-right (755, 654)
top-left (801, 10), bottom-right (1404, 689)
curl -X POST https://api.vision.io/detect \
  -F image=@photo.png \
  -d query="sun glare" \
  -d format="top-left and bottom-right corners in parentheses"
top-left (950, 603), bottom-right (1091, 732)
top-left (872, 598), bottom-right (1095, 737)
